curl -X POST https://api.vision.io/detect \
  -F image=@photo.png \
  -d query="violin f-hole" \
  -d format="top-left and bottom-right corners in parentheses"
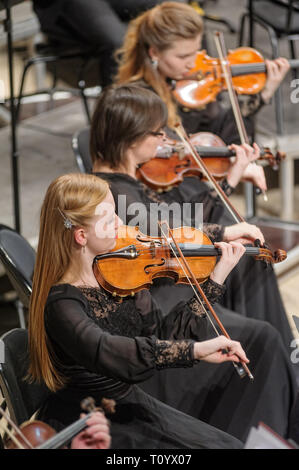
top-left (144, 258), bottom-right (166, 274)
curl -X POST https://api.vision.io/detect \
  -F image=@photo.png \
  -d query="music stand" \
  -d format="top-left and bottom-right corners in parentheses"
top-left (1, 0), bottom-right (21, 233)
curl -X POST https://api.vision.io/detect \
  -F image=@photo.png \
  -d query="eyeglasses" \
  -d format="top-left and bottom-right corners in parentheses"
top-left (149, 129), bottom-right (165, 137)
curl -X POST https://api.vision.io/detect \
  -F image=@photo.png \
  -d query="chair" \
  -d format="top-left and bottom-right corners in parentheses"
top-left (15, 35), bottom-right (101, 125)
top-left (239, 0), bottom-right (299, 134)
top-left (0, 225), bottom-right (35, 328)
top-left (72, 126), bottom-right (92, 174)
top-left (0, 328), bottom-right (50, 428)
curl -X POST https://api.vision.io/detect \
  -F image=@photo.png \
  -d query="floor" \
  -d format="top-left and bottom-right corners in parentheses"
top-left (0, 2), bottom-right (298, 347)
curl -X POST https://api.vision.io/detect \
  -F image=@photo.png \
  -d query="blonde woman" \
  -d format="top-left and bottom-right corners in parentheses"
top-left (116, 2), bottom-right (289, 146)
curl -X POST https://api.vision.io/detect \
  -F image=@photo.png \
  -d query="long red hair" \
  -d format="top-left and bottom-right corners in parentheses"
top-left (28, 173), bottom-right (109, 391)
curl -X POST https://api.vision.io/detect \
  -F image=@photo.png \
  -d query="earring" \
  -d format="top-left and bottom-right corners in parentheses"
top-left (82, 244), bottom-right (86, 254)
top-left (151, 58), bottom-right (158, 70)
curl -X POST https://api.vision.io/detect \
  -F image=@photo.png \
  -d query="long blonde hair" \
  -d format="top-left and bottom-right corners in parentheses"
top-left (115, 2), bottom-right (203, 127)
top-left (28, 173), bottom-right (109, 392)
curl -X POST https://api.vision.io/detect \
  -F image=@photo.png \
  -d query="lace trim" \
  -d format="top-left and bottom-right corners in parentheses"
top-left (143, 184), bottom-right (165, 203)
top-left (240, 93), bottom-right (263, 118)
top-left (220, 178), bottom-right (235, 197)
top-left (77, 286), bottom-right (122, 319)
top-left (187, 297), bottom-right (207, 317)
top-left (154, 339), bottom-right (196, 369)
top-left (76, 286), bottom-right (147, 338)
top-left (205, 278), bottom-right (226, 303)
top-left (203, 223), bottom-right (224, 243)
top-left (187, 278), bottom-right (226, 317)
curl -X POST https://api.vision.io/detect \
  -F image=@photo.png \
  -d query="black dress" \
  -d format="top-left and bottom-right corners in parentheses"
top-left (38, 283), bottom-right (242, 449)
top-left (94, 171), bottom-right (296, 364)
top-left (38, 283), bottom-right (296, 447)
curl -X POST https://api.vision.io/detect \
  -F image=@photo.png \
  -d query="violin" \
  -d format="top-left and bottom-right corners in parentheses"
top-left (93, 225), bottom-right (286, 298)
top-left (136, 131), bottom-right (285, 191)
top-left (173, 47), bottom-right (299, 109)
top-left (3, 397), bottom-right (115, 449)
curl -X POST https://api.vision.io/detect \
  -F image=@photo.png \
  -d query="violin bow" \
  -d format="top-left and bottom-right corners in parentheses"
top-left (213, 30), bottom-right (268, 202)
top-left (158, 219), bottom-right (254, 380)
top-left (174, 123), bottom-right (245, 224)
top-left (0, 406), bottom-right (34, 449)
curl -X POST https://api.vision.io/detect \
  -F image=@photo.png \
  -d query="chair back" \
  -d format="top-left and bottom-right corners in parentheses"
top-left (0, 225), bottom-right (35, 308)
top-left (0, 328), bottom-right (50, 426)
top-left (252, 0), bottom-right (299, 34)
top-left (72, 126), bottom-right (92, 173)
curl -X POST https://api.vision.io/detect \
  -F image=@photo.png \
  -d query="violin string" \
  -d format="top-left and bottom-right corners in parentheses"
top-left (158, 221), bottom-right (220, 337)
top-left (0, 420), bottom-right (25, 449)
top-left (0, 406), bottom-right (34, 449)
top-left (214, 32), bottom-right (268, 203)
top-left (158, 221), bottom-right (255, 379)
top-left (134, 243), bottom-right (259, 257)
top-left (174, 124), bottom-right (241, 224)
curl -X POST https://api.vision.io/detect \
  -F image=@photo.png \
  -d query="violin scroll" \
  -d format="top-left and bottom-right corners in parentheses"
top-left (262, 147), bottom-right (286, 170)
top-left (81, 396), bottom-right (116, 415)
top-left (254, 247), bottom-right (287, 264)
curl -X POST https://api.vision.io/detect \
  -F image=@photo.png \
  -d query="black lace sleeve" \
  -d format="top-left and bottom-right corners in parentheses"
top-left (203, 223), bottom-right (224, 242)
top-left (240, 93), bottom-right (264, 117)
top-left (154, 339), bottom-right (198, 369)
top-left (187, 278), bottom-right (226, 317)
top-left (45, 285), bottom-right (198, 383)
top-left (220, 178), bottom-right (235, 196)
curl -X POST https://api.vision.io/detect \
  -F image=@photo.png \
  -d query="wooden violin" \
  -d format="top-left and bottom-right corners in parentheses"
top-left (136, 131), bottom-right (285, 191)
top-left (172, 47), bottom-right (299, 109)
top-left (2, 397), bottom-right (115, 449)
top-left (93, 225), bottom-right (286, 298)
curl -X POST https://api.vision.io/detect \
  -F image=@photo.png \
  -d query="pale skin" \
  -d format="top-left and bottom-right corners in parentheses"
top-left (71, 411), bottom-right (111, 449)
top-left (148, 35), bottom-right (290, 192)
top-left (93, 130), bottom-right (266, 246)
top-left (60, 188), bottom-right (249, 365)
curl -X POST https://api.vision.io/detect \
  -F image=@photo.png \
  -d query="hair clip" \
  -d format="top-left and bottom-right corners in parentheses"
top-left (57, 207), bottom-right (73, 230)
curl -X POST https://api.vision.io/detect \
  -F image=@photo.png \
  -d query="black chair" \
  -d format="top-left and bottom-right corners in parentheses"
top-left (239, 0), bottom-right (299, 134)
top-left (188, 1), bottom-right (237, 34)
top-left (72, 126), bottom-right (92, 174)
top-left (0, 225), bottom-right (35, 328)
top-left (0, 328), bottom-right (50, 429)
top-left (15, 35), bottom-right (101, 125)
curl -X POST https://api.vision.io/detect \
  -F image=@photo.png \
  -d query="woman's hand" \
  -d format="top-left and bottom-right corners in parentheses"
top-left (261, 58), bottom-right (290, 103)
top-left (210, 241), bottom-right (246, 285)
top-left (240, 162), bottom-right (267, 192)
top-left (223, 221), bottom-right (265, 245)
top-left (226, 142), bottom-right (261, 188)
top-left (194, 335), bottom-right (249, 364)
top-left (71, 412), bottom-right (111, 449)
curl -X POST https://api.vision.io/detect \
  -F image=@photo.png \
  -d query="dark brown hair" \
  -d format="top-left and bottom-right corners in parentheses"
top-left (90, 84), bottom-right (168, 169)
